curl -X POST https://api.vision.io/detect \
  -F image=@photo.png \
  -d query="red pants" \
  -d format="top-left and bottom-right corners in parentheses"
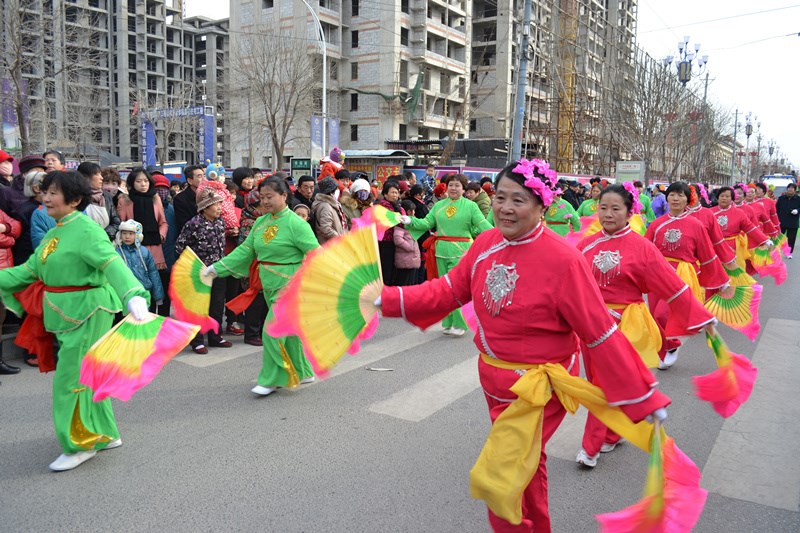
top-left (647, 294), bottom-right (682, 361)
top-left (580, 344), bottom-right (621, 456)
top-left (478, 356), bottom-right (578, 533)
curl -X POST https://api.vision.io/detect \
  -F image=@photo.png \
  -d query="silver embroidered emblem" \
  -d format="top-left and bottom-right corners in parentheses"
top-left (663, 228), bottom-right (682, 251)
top-left (592, 250), bottom-right (622, 286)
top-left (717, 215), bottom-right (728, 228)
top-left (482, 262), bottom-right (519, 316)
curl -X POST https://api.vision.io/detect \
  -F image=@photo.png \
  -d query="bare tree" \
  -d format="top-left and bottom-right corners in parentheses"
top-left (231, 31), bottom-right (315, 168)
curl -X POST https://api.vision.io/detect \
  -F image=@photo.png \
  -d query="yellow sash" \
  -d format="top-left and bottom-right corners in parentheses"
top-left (665, 257), bottom-right (704, 303)
top-left (609, 303), bottom-right (662, 368)
top-left (471, 353), bottom-right (660, 525)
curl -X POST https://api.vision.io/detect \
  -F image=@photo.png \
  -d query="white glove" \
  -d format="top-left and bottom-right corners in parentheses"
top-left (792, 209), bottom-right (798, 215)
top-left (374, 296), bottom-right (382, 307)
top-left (202, 265), bottom-right (217, 278)
top-left (766, 239), bottom-right (774, 248)
top-left (398, 215), bottom-right (411, 225)
top-left (127, 296), bottom-right (149, 321)
top-left (646, 407), bottom-right (668, 424)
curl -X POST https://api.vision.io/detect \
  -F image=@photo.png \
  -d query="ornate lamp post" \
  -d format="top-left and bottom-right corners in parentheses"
top-left (664, 36), bottom-right (709, 85)
top-left (767, 139), bottom-right (777, 175)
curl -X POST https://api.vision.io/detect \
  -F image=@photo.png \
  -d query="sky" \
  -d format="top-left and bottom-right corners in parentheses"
top-left (184, 1), bottom-right (800, 171)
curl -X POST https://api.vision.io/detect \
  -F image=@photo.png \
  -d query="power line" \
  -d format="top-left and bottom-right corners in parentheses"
top-left (638, 4), bottom-right (800, 34)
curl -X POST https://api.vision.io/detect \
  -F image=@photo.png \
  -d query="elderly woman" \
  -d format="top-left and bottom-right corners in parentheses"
top-left (0, 170), bottom-right (150, 471)
top-left (401, 173), bottom-right (492, 336)
top-left (378, 160), bottom-right (669, 532)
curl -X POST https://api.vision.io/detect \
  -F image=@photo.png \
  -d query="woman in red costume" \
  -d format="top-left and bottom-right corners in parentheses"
top-left (575, 184), bottom-right (715, 468)
top-left (378, 160), bottom-right (670, 533)
top-left (710, 186), bottom-right (770, 272)
top-left (744, 183), bottom-right (779, 237)
top-left (644, 181), bottom-right (730, 368)
top-left (687, 184), bottom-right (737, 267)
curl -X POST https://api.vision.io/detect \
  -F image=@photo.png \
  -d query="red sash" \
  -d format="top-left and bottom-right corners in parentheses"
top-left (422, 235), bottom-right (471, 280)
top-left (14, 282), bottom-right (94, 373)
top-left (225, 260), bottom-right (263, 315)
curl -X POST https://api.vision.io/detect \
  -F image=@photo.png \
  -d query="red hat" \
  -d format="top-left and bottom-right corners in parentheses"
top-left (433, 182), bottom-right (447, 197)
top-left (153, 173), bottom-right (170, 189)
top-left (0, 150), bottom-right (13, 163)
top-left (397, 180), bottom-right (410, 193)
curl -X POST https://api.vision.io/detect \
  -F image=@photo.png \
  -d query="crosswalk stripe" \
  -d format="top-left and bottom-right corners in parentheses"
top-left (701, 318), bottom-right (800, 511)
top-left (368, 358), bottom-right (480, 422)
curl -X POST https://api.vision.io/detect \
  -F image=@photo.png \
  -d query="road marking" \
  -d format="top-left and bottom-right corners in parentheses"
top-left (369, 358), bottom-right (480, 422)
top-left (702, 318), bottom-right (800, 511)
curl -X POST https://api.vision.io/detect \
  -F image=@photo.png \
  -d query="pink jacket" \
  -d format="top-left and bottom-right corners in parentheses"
top-left (393, 226), bottom-right (420, 269)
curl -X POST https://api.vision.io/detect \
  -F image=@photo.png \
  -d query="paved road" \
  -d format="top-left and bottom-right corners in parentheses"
top-left (1, 262), bottom-right (799, 532)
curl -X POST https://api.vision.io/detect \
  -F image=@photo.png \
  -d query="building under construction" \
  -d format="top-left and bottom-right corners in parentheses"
top-left (470, 0), bottom-right (638, 175)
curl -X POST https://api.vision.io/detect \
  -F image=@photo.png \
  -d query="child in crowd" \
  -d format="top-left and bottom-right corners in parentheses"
top-left (293, 204), bottom-right (310, 222)
top-left (393, 200), bottom-right (421, 286)
top-left (175, 189), bottom-right (232, 354)
top-left (114, 220), bottom-right (164, 312)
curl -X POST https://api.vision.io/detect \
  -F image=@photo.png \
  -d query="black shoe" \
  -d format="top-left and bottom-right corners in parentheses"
top-left (0, 362), bottom-right (21, 375)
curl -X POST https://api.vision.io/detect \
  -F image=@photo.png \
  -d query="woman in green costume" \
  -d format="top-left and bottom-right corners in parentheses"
top-left (576, 182), bottom-right (602, 217)
top-left (543, 188), bottom-right (580, 237)
top-left (206, 177), bottom-right (319, 396)
top-left (0, 171), bottom-right (150, 471)
top-left (401, 173), bottom-right (492, 336)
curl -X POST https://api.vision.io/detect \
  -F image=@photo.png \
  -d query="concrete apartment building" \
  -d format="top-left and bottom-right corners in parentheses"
top-left (228, 0), bottom-right (472, 169)
top-left (0, 0), bottom-right (227, 165)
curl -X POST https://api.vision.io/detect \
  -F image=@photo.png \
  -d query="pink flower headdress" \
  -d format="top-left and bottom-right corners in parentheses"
top-left (697, 183), bottom-right (710, 204)
top-left (512, 158), bottom-right (559, 206)
top-left (622, 182), bottom-right (643, 214)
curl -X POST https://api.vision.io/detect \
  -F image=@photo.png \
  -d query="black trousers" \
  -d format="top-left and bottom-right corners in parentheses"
top-left (782, 227), bottom-right (798, 252)
top-left (192, 277), bottom-right (226, 346)
top-left (244, 292), bottom-right (269, 341)
top-left (157, 268), bottom-right (171, 317)
top-left (225, 277), bottom-right (243, 326)
top-left (378, 240), bottom-right (396, 285)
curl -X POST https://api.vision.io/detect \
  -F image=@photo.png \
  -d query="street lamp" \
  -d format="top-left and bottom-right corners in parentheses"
top-left (664, 35), bottom-right (708, 85)
top-left (767, 139), bottom-right (778, 175)
top-left (299, 0), bottom-right (327, 155)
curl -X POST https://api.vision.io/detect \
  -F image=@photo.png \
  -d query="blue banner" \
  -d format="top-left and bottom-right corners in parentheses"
top-left (141, 120), bottom-right (156, 167)
top-left (327, 117), bottom-right (340, 153)
top-left (310, 114), bottom-right (323, 165)
top-left (198, 111), bottom-right (216, 165)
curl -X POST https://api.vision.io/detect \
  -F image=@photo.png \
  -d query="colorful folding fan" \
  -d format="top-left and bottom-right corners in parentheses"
top-left (596, 422), bottom-right (708, 533)
top-left (169, 247), bottom-right (219, 333)
top-left (351, 205), bottom-right (402, 240)
top-left (704, 284), bottom-right (762, 341)
top-left (266, 224), bottom-right (383, 377)
top-left (723, 263), bottom-right (756, 287)
top-left (751, 247), bottom-right (787, 285)
top-left (692, 327), bottom-right (757, 418)
top-left (80, 313), bottom-right (199, 402)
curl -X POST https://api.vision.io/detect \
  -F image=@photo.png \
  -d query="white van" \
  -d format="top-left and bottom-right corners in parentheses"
top-left (761, 175), bottom-right (797, 196)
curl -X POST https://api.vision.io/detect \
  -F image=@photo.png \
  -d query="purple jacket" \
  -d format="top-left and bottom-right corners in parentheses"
top-left (393, 226), bottom-right (421, 269)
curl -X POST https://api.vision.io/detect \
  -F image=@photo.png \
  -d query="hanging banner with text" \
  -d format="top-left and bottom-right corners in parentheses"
top-left (311, 114), bottom-right (324, 167)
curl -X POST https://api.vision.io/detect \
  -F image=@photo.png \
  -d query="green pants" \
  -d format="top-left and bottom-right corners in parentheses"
top-left (258, 290), bottom-right (314, 387)
top-left (437, 256), bottom-right (467, 330)
top-left (53, 311), bottom-right (119, 454)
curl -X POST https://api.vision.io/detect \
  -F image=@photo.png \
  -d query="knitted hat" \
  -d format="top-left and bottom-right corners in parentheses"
top-left (196, 188), bottom-right (223, 212)
top-left (152, 173), bottom-right (170, 189)
top-left (318, 176), bottom-right (338, 195)
top-left (117, 219), bottom-right (144, 246)
top-left (19, 155), bottom-right (46, 175)
top-left (329, 147), bottom-right (344, 163)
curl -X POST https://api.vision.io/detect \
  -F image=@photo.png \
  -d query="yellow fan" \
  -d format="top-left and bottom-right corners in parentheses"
top-left (267, 225), bottom-right (383, 376)
top-left (169, 247), bottom-right (218, 333)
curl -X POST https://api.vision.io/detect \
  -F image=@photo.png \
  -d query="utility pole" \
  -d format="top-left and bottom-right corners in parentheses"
top-left (509, 0), bottom-right (532, 162)
top-left (729, 108), bottom-right (738, 185)
top-left (694, 71), bottom-right (709, 180)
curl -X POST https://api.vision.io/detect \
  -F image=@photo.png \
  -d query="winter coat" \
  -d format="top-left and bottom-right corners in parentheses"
top-left (0, 207), bottom-right (22, 269)
top-left (162, 200), bottom-right (179, 268)
top-left (776, 194), bottom-right (800, 230)
top-left (473, 190), bottom-right (491, 217)
top-left (115, 242), bottom-right (165, 303)
top-left (117, 193), bottom-right (168, 268)
top-left (13, 198), bottom-right (39, 266)
top-left (393, 225), bottom-right (420, 269)
top-left (311, 193), bottom-right (346, 244)
top-left (173, 187), bottom-right (197, 235)
top-left (30, 205), bottom-right (56, 249)
top-left (175, 214), bottom-right (226, 266)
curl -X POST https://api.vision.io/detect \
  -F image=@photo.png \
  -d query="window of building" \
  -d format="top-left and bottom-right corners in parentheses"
top-left (401, 0), bottom-right (409, 14)
top-left (262, 0), bottom-right (274, 8)
top-left (351, 62), bottom-right (358, 80)
top-left (350, 125), bottom-right (359, 141)
top-left (470, 119), bottom-right (477, 131)
top-left (399, 124), bottom-right (407, 139)
top-left (400, 28), bottom-right (409, 46)
top-left (351, 30), bottom-right (359, 48)
top-left (352, 0), bottom-right (359, 16)
top-left (350, 93), bottom-right (358, 111)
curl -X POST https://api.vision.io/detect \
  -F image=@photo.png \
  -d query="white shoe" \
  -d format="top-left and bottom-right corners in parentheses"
top-left (300, 376), bottom-right (315, 385)
top-left (576, 449), bottom-right (598, 468)
top-left (442, 327), bottom-right (453, 336)
top-left (251, 385), bottom-right (277, 396)
top-left (49, 450), bottom-right (97, 471)
top-left (449, 328), bottom-right (466, 337)
top-left (600, 440), bottom-right (623, 453)
top-left (787, 254), bottom-right (792, 259)
top-left (658, 348), bottom-right (680, 370)
top-left (103, 438), bottom-right (122, 450)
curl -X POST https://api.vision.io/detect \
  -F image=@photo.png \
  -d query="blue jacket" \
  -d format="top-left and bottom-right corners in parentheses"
top-left (162, 201), bottom-right (178, 268)
top-left (30, 205), bottom-right (56, 249)
top-left (115, 243), bottom-right (165, 303)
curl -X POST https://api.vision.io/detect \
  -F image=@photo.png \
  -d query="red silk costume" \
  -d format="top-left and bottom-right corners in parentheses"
top-left (710, 205), bottom-right (770, 251)
top-left (687, 204), bottom-right (736, 264)
top-left (577, 226), bottom-right (714, 457)
top-left (755, 196), bottom-right (781, 233)
top-left (381, 224), bottom-right (670, 532)
top-left (746, 200), bottom-right (779, 236)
